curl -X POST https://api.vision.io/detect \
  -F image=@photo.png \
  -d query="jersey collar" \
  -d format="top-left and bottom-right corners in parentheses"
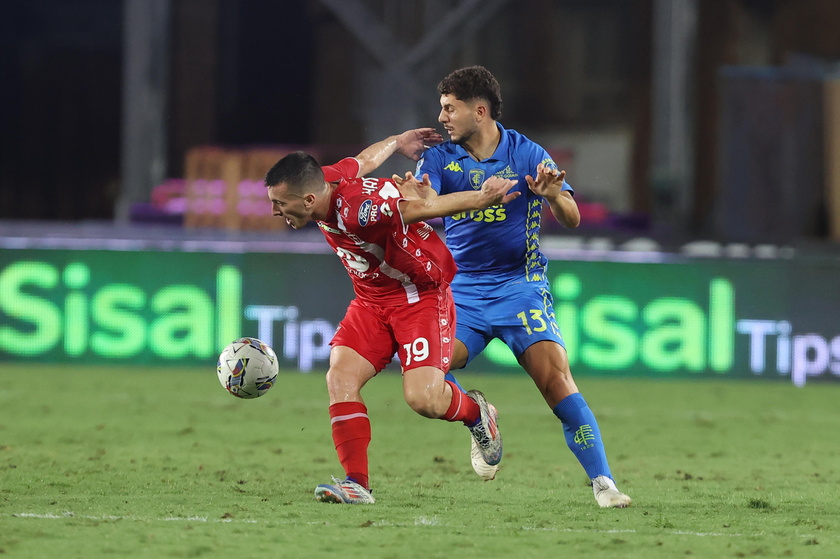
top-left (450, 121), bottom-right (509, 163)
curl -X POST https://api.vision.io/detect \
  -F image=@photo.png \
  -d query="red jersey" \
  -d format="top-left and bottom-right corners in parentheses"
top-left (319, 158), bottom-right (457, 306)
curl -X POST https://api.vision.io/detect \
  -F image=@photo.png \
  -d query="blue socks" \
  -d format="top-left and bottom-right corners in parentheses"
top-left (450, 373), bottom-right (612, 480)
top-left (553, 392), bottom-right (612, 480)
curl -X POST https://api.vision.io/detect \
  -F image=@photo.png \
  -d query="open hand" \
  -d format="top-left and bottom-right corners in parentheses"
top-left (526, 164), bottom-right (566, 199)
top-left (392, 171), bottom-right (435, 200)
top-left (479, 176), bottom-right (520, 207)
top-left (396, 128), bottom-right (444, 161)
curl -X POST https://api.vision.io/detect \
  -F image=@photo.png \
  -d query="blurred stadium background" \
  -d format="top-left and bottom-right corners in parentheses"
top-left (2, 0), bottom-right (840, 388)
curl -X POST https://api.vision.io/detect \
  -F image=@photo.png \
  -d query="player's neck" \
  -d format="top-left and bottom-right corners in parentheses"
top-left (312, 182), bottom-right (334, 221)
top-left (464, 122), bottom-right (501, 162)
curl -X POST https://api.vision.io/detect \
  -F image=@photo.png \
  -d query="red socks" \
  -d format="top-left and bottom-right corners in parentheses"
top-left (441, 380), bottom-right (481, 424)
top-left (330, 384), bottom-right (478, 490)
top-left (329, 401), bottom-right (371, 490)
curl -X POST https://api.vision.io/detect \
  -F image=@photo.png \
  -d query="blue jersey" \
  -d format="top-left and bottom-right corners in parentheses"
top-left (416, 123), bottom-right (573, 282)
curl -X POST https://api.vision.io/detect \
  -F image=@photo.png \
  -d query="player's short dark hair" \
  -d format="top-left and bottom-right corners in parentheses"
top-left (437, 66), bottom-right (503, 120)
top-left (264, 151), bottom-right (325, 194)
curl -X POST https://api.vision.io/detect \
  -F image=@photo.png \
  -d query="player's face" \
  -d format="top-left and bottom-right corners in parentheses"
top-left (267, 183), bottom-right (312, 229)
top-left (438, 94), bottom-right (479, 145)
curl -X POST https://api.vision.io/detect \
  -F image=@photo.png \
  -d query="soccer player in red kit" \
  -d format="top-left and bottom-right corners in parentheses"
top-left (265, 150), bottom-right (519, 504)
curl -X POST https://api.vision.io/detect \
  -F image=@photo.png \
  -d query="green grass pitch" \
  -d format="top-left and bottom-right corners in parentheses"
top-left (1, 365), bottom-right (838, 558)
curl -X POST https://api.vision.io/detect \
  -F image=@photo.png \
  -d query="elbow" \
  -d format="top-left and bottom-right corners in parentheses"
top-left (566, 213), bottom-right (581, 228)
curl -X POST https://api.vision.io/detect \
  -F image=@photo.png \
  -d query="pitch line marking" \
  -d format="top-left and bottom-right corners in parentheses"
top-left (17, 512), bottom-right (826, 539)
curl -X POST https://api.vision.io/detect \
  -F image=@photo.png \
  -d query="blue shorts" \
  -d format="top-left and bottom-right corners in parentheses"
top-left (451, 272), bottom-right (565, 367)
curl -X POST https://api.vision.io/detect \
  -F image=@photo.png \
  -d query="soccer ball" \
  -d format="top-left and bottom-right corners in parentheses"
top-left (217, 337), bottom-right (279, 399)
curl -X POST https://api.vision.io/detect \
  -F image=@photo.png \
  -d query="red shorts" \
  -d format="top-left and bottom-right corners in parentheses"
top-left (331, 288), bottom-right (455, 373)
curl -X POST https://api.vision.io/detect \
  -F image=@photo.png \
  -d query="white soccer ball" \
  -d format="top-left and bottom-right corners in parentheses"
top-left (217, 337), bottom-right (279, 399)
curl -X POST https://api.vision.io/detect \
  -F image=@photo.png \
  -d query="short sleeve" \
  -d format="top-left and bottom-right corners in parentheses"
top-left (322, 158), bottom-right (361, 182)
top-left (532, 144), bottom-right (573, 195)
top-left (415, 149), bottom-right (443, 194)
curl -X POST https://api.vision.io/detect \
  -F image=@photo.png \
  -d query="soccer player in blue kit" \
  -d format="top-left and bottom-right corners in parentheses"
top-left (413, 66), bottom-right (631, 508)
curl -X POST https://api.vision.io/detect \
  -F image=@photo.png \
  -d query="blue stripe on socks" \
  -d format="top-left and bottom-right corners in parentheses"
top-left (552, 392), bottom-right (612, 480)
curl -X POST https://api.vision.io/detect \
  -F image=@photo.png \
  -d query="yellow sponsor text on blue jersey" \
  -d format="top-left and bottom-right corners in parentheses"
top-left (450, 206), bottom-right (507, 223)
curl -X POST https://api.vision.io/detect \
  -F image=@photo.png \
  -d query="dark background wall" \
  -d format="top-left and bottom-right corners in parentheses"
top-left (2, 0), bottom-right (840, 242)
top-left (0, 1), bottom-right (123, 220)
top-left (0, 0), bottom-right (315, 220)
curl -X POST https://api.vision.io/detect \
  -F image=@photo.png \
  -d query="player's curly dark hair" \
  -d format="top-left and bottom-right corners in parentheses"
top-left (264, 151), bottom-right (325, 194)
top-left (437, 66), bottom-right (503, 120)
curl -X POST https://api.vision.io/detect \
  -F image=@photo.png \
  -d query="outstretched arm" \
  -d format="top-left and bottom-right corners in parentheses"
top-left (354, 128), bottom-right (443, 177)
top-left (526, 165), bottom-right (580, 228)
top-left (398, 173), bottom-right (520, 224)
top-left (391, 171), bottom-right (433, 200)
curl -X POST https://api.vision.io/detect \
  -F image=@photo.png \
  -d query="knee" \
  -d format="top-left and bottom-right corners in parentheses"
top-left (403, 387), bottom-right (439, 418)
top-left (521, 342), bottom-right (578, 400)
top-left (324, 368), bottom-right (340, 391)
top-left (537, 369), bottom-right (579, 407)
top-left (325, 367), bottom-right (363, 399)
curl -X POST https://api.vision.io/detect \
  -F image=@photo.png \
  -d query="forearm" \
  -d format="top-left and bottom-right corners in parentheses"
top-left (353, 135), bottom-right (400, 178)
top-left (547, 192), bottom-right (581, 228)
top-left (400, 192), bottom-right (487, 224)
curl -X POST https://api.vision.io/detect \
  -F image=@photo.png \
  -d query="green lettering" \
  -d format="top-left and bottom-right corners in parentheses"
top-left (0, 262), bottom-right (61, 355)
top-left (553, 273), bottom-right (581, 366)
top-left (216, 265), bottom-right (242, 351)
top-left (90, 285), bottom-right (147, 357)
top-left (580, 296), bottom-right (638, 369)
top-left (149, 286), bottom-right (213, 358)
top-left (641, 299), bottom-right (705, 371)
top-left (63, 263), bottom-right (90, 356)
top-left (709, 278), bottom-right (734, 372)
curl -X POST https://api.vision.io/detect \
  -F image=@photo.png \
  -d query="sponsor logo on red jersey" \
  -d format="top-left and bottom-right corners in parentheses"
top-left (358, 199), bottom-right (373, 226)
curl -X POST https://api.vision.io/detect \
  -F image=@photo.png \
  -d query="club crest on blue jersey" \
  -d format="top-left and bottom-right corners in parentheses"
top-left (469, 169), bottom-right (485, 190)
